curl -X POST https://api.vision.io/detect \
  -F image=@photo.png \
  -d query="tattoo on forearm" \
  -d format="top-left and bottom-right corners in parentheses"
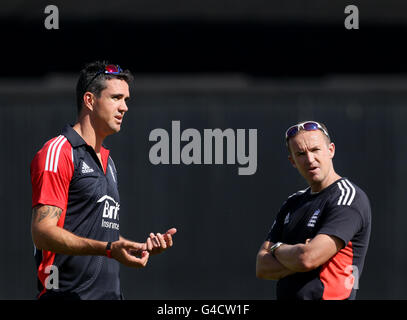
top-left (32, 206), bottom-right (62, 222)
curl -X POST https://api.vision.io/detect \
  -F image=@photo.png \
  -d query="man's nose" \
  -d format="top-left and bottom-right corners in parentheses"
top-left (119, 101), bottom-right (128, 113)
top-left (305, 152), bottom-right (314, 164)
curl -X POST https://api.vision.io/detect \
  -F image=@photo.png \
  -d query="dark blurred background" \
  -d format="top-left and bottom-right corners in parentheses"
top-left (0, 0), bottom-right (406, 299)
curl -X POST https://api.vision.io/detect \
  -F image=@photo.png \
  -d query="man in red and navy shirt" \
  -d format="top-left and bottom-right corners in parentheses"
top-left (256, 121), bottom-right (371, 300)
top-left (30, 61), bottom-right (176, 299)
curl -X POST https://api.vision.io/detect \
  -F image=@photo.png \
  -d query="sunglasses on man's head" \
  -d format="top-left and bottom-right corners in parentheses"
top-left (84, 64), bottom-right (123, 90)
top-left (102, 64), bottom-right (123, 74)
top-left (285, 121), bottom-right (330, 140)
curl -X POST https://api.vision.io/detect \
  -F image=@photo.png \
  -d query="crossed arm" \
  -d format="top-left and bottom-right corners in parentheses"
top-left (256, 234), bottom-right (344, 280)
top-left (31, 205), bottom-right (176, 268)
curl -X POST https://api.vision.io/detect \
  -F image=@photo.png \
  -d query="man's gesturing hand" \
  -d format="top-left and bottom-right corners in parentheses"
top-left (110, 240), bottom-right (149, 268)
top-left (146, 228), bottom-right (177, 255)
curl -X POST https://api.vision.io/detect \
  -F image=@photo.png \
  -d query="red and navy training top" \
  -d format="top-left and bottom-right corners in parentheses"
top-left (30, 124), bottom-right (121, 299)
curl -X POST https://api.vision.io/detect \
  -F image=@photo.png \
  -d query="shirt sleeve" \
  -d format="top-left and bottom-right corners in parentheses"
top-left (317, 205), bottom-right (363, 248)
top-left (30, 136), bottom-right (74, 211)
top-left (265, 202), bottom-right (288, 243)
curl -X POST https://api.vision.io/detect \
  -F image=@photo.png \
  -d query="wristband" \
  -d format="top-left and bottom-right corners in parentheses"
top-left (269, 242), bottom-right (283, 258)
top-left (106, 241), bottom-right (112, 258)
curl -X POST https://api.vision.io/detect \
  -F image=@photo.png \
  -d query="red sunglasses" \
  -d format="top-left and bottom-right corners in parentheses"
top-left (85, 64), bottom-right (123, 90)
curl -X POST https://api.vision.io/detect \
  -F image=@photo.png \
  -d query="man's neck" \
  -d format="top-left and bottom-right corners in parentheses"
top-left (72, 120), bottom-right (105, 153)
top-left (310, 172), bottom-right (342, 193)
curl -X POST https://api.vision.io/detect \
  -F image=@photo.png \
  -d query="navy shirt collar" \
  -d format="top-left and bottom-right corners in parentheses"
top-left (61, 124), bottom-right (110, 150)
top-left (61, 124), bottom-right (87, 148)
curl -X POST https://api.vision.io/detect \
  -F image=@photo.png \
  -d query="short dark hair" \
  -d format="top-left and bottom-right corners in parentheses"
top-left (75, 60), bottom-right (134, 115)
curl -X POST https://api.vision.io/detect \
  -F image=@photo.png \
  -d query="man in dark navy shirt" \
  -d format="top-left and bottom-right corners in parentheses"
top-left (31, 61), bottom-right (177, 299)
top-left (256, 121), bottom-right (371, 300)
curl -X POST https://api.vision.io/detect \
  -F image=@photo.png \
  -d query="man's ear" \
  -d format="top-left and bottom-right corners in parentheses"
top-left (288, 154), bottom-right (297, 168)
top-left (83, 92), bottom-right (95, 111)
top-left (328, 142), bottom-right (335, 159)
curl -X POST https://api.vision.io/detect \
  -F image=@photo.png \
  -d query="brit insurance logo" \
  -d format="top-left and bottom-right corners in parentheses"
top-left (97, 195), bottom-right (120, 230)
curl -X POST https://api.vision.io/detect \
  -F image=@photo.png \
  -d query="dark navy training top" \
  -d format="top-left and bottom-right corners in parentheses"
top-left (266, 178), bottom-right (371, 300)
top-left (31, 125), bottom-right (121, 299)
